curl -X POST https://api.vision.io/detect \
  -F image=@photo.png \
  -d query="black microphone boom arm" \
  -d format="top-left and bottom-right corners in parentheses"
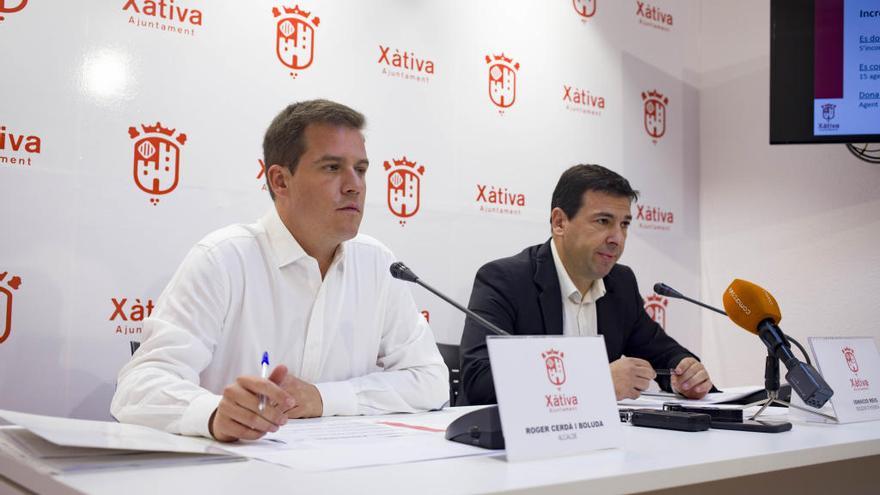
top-left (653, 282), bottom-right (727, 317)
top-left (414, 278), bottom-right (510, 337)
top-left (389, 262), bottom-right (510, 337)
top-left (388, 261), bottom-right (509, 450)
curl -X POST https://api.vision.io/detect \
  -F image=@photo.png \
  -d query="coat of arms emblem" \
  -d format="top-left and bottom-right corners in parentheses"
top-left (822, 103), bottom-right (836, 122)
top-left (644, 294), bottom-right (668, 328)
top-left (642, 90), bottom-right (668, 142)
top-left (384, 156), bottom-right (424, 226)
top-left (128, 122), bottom-right (187, 205)
top-left (273, 5), bottom-right (320, 77)
top-left (843, 347), bottom-right (859, 374)
top-left (486, 53), bottom-right (519, 110)
top-left (543, 349), bottom-right (566, 386)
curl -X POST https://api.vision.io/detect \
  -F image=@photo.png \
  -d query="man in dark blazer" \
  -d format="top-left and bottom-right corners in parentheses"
top-left (460, 164), bottom-right (714, 405)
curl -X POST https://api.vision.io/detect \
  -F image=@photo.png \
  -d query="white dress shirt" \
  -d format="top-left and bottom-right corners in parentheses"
top-left (550, 239), bottom-right (606, 337)
top-left (111, 209), bottom-right (448, 438)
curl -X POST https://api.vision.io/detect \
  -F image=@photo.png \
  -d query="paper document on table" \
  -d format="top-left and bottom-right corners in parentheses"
top-left (229, 418), bottom-right (421, 455)
top-left (620, 386), bottom-right (765, 408)
top-left (222, 410), bottom-right (497, 471)
top-left (0, 426), bottom-right (243, 475)
top-left (0, 409), bottom-right (231, 455)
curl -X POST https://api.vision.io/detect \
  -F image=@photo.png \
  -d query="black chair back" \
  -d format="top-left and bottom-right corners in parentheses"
top-left (436, 343), bottom-right (461, 407)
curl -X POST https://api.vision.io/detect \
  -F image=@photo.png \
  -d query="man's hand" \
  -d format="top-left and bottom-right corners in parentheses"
top-left (671, 357), bottom-right (713, 399)
top-left (209, 365), bottom-right (295, 442)
top-left (276, 371), bottom-right (324, 419)
top-left (610, 357), bottom-right (656, 400)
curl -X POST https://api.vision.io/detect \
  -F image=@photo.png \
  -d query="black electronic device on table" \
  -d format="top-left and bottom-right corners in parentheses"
top-left (662, 404), bottom-right (792, 433)
top-left (663, 404), bottom-right (744, 423)
top-left (710, 418), bottom-right (792, 433)
top-left (619, 408), bottom-right (711, 432)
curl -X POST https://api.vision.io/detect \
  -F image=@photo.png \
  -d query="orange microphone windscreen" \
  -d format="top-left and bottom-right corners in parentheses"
top-left (722, 279), bottom-right (782, 334)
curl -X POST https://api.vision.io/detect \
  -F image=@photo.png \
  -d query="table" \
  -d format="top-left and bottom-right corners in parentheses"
top-left (1, 407), bottom-right (878, 495)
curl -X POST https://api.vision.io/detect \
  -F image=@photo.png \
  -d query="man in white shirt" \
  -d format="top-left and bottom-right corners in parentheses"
top-left (111, 100), bottom-right (448, 441)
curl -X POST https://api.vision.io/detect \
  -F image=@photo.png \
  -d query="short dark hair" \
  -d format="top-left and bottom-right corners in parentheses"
top-left (550, 164), bottom-right (639, 221)
top-left (262, 99), bottom-right (366, 199)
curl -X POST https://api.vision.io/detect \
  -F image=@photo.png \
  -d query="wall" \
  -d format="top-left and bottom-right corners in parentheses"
top-left (698, 0), bottom-right (880, 386)
top-left (0, 0), bottom-right (702, 419)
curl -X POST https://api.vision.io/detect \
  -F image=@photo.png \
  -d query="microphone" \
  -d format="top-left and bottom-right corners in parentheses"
top-left (653, 282), bottom-right (727, 317)
top-left (389, 261), bottom-right (509, 450)
top-left (722, 279), bottom-right (833, 409)
top-left (390, 262), bottom-right (510, 337)
top-left (389, 262), bottom-right (419, 283)
top-left (652, 282), bottom-right (684, 299)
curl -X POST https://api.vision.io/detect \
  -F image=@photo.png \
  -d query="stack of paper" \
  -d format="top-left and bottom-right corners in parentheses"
top-left (0, 409), bottom-right (242, 474)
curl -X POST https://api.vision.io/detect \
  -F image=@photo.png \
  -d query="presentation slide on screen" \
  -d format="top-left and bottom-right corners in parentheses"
top-left (814, 0), bottom-right (880, 136)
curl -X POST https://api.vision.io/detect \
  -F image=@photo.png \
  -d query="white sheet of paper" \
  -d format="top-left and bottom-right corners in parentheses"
top-left (488, 336), bottom-right (622, 462)
top-left (628, 385), bottom-right (766, 407)
top-left (221, 411), bottom-right (496, 471)
top-left (0, 409), bottom-right (230, 455)
top-left (227, 419), bottom-right (423, 456)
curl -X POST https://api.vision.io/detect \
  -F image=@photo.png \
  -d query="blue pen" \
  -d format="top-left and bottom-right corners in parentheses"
top-left (258, 351), bottom-right (269, 412)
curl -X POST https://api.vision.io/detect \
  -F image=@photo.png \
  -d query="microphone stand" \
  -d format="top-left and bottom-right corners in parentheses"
top-left (744, 351), bottom-right (837, 422)
top-left (655, 282), bottom-right (837, 422)
top-left (390, 262), bottom-right (508, 449)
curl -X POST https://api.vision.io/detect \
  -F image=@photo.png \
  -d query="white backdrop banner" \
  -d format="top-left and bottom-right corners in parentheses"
top-left (0, 0), bottom-right (702, 420)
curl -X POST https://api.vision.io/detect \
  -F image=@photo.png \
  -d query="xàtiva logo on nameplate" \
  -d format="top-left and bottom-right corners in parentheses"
top-left (487, 336), bottom-right (621, 462)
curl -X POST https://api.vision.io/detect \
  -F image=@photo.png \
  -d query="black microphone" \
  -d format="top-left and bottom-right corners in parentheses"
top-left (389, 261), bottom-right (508, 450)
top-left (653, 282), bottom-right (728, 317)
top-left (652, 282), bottom-right (683, 299)
top-left (390, 262), bottom-right (510, 337)
top-left (389, 262), bottom-right (419, 283)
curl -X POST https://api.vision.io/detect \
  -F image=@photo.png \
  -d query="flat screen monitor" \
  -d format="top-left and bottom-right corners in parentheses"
top-left (770, 0), bottom-right (880, 144)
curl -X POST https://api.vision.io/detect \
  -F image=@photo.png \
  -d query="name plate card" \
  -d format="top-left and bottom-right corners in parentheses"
top-left (791, 336), bottom-right (880, 424)
top-left (487, 335), bottom-right (621, 462)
